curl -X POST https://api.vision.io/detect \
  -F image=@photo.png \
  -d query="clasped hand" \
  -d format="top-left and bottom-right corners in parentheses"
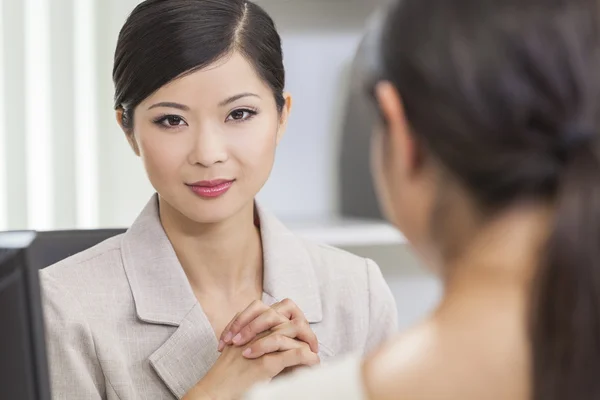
top-left (186, 299), bottom-right (319, 400)
top-left (219, 298), bottom-right (319, 358)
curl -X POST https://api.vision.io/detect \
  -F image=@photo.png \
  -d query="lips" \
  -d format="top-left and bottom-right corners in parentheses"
top-left (189, 179), bottom-right (233, 187)
top-left (187, 179), bottom-right (234, 198)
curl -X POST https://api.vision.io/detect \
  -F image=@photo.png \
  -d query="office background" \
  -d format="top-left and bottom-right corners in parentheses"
top-left (0, 0), bottom-right (440, 329)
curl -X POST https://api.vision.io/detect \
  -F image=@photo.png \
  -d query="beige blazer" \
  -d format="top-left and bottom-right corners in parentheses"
top-left (40, 195), bottom-right (398, 400)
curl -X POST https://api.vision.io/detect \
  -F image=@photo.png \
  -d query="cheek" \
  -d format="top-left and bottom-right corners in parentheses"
top-left (136, 131), bottom-right (186, 181)
top-left (371, 129), bottom-right (395, 221)
top-left (228, 121), bottom-right (278, 174)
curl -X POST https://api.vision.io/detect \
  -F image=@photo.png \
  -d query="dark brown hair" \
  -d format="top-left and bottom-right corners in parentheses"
top-left (380, 0), bottom-right (600, 398)
top-left (113, 0), bottom-right (285, 130)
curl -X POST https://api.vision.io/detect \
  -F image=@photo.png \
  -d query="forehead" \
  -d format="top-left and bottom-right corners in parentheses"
top-left (140, 52), bottom-right (271, 107)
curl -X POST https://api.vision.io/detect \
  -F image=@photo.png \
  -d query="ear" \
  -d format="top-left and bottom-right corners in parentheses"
top-left (116, 108), bottom-right (140, 157)
top-left (276, 92), bottom-right (293, 145)
top-left (374, 81), bottom-right (421, 177)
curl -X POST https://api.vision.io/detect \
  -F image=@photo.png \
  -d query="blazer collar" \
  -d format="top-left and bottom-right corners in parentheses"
top-left (121, 194), bottom-right (323, 327)
top-left (121, 195), bottom-right (196, 326)
top-left (256, 203), bottom-right (323, 323)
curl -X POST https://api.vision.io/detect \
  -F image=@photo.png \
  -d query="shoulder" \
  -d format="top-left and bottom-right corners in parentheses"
top-left (300, 239), bottom-right (375, 283)
top-left (41, 234), bottom-right (125, 282)
top-left (300, 239), bottom-right (394, 307)
top-left (298, 239), bottom-right (397, 353)
top-left (363, 320), bottom-right (527, 400)
top-left (363, 323), bottom-right (448, 400)
top-left (40, 234), bottom-right (130, 311)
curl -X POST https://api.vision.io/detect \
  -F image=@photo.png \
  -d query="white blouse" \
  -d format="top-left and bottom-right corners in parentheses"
top-left (244, 353), bottom-right (367, 400)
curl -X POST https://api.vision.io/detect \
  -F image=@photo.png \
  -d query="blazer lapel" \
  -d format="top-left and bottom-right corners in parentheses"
top-left (256, 204), bottom-right (323, 323)
top-left (121, 195), bottom-right (218, 398)
top-left (121, 195), bottom-right (197, 326)
top-left (148, 293), bottom-right (278, 399)
top-left (148, 304), bottom-right (220, 399)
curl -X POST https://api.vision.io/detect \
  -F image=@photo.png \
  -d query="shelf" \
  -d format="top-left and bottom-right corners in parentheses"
top-left (284, 217), bottom-right (407, 247)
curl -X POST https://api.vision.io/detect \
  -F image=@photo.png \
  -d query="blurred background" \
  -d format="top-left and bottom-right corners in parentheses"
top-left (0, 0), bottom-right (440, 329)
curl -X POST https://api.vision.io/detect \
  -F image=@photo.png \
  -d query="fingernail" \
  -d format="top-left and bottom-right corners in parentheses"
top-left (232, 333), bottom-right (242, 344)
top-left (242, 348), bottom-right (252, 357)
top-left (224, 332), bottom-right (232, 343)
top-left (218, 340), bottom-right (224, 351)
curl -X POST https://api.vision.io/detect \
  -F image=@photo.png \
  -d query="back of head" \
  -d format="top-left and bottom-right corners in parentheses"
top-left (113, 0), bottom-right (285, 129)
top-left (379, 0), bottom-right (600, 398)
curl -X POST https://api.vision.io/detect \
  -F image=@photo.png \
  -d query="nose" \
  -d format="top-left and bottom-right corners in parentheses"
top-left (188, 125), bottom-right (228, 167)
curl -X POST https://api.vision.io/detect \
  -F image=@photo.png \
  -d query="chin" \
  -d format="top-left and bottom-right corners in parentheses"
top-left (184, 204), bottom-right (238, 224)
top-left (187, 192), bottom-right (256, 224)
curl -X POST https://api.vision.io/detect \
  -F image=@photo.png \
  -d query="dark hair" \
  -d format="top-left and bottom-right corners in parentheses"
top-left (380, 0), bottom-right (600, 398)
top-left (113, 0), bottom-right (285, 131)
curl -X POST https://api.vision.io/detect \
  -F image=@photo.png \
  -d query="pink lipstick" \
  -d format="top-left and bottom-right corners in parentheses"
top-left (187, 179), bottom-right (234, 198)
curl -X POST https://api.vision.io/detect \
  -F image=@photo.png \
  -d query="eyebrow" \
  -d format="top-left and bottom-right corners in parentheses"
top-left (218, 93), bottom-right (260, 107)
top-left (147, 93), bottom-right (260, 111)
top-left (147, 102), bottom-right (190, 111)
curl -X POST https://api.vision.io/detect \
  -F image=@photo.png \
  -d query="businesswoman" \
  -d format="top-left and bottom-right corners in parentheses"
top-left (245, 0), bottom-right (600, 399)
top-left (39, 1), bottom-right (397, 399)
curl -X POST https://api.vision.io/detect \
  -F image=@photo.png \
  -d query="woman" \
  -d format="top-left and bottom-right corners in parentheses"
top-left (245, 0), bottom-right (600, 399)
top-left (39, 1), bottom-right (398, 399)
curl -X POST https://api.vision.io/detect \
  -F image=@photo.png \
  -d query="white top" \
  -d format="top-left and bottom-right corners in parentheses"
top-left (244, 354), bottom-right (367, 400)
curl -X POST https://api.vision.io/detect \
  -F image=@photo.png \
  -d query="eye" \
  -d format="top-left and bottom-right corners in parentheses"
top-left (154, 115), bottom-right (187, 128)
top-left (226, 108), bottom-right (257, 122)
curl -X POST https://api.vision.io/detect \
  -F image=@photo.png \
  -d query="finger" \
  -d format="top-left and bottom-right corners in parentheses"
top-left (278, 347), bottom-right (320, 368)
top-left (221, 312), bottom-right (240, 343)
top-left (272, 319), bottom-right (319, 354)
top-left (277, 362), bottom-right (320, 378)
top-left (271, 298), bottom-right (306, 321)
top-left (232, 308), bottom-right (288, 347)
top-left (271, 299), bottom-right (317, 353)
top-left (218, 311), bottom-right (240, 352)
top-left (222, 300), bottom-right (269, 344)
top-left (260, 347), bottom-right (320, 376)
top-left (243, 334), bottom-right (303, 359)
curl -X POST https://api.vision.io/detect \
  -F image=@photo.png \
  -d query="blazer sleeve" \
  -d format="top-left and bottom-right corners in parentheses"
top-left (40, 271), bottom-right (106, 400)
top-left (364, 258), bottom-right (398, 354)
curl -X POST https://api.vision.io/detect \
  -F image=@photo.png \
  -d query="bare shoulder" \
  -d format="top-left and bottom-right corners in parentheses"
top-left (362, 320), bottom-right (529, 400)
top-left (363, 322), bottom-right (441, 400)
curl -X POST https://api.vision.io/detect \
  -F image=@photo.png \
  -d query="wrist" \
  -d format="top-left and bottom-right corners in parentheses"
top-left (183, 378), bottom-right (222, 400)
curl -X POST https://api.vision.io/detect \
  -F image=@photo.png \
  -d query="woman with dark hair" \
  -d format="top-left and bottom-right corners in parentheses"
top-left (245, 0), bottom-right (600, 399)
top-left (39, 1), bottom-right (398, 399)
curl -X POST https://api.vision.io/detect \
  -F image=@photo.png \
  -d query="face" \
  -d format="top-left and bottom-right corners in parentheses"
top-left (119, 52), bottom-right (291, 224)
top-left (371, 82), bottom-right (437, 254)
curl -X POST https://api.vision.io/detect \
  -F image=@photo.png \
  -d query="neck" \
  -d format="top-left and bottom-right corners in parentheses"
top-left (435, 201), bottom-right (554, 332)
top-left (428, 204), bottom-right (552, 399)
top-left (158, 196), bottom-right (263, 299)
top-left (445, 202), bottom-right (552, 289)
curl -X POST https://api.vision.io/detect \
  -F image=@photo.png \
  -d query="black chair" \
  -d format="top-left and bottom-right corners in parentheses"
top-left (338, 8), bottom-right (386, 220)
top-left (35, 229), bottom-right (126, 269)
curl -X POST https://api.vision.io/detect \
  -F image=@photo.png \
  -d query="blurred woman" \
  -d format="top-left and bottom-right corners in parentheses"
top-left (245, 0), bottom-right (600, 398)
